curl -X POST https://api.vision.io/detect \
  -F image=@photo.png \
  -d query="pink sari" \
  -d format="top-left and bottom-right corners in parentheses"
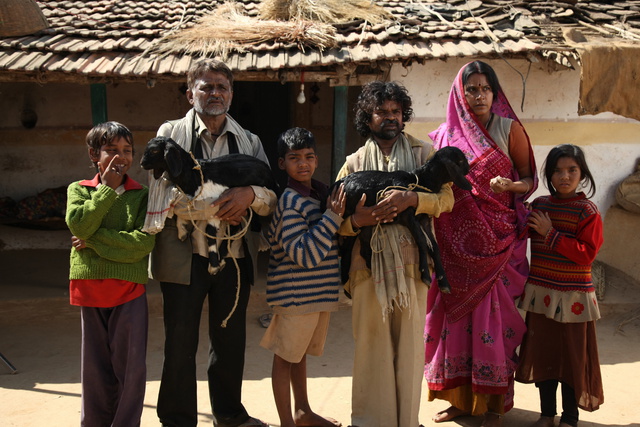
top-left (424, 64), bottom-right (537, 412)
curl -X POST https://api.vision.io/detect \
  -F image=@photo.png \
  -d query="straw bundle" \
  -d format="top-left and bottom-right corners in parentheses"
top-left (259, 0), bottom-right (391, 24)
top-left (149, 2), bottom-right (338, 58)
top-left (0, 0), bottom-right (49, 37)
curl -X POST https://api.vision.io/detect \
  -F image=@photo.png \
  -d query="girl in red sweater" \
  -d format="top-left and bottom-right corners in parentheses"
top-left (516, 144), bottom-right (604, 427)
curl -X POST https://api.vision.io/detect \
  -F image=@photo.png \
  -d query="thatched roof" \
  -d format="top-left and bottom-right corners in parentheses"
top-left (1, 0), bottom-right (640, 84)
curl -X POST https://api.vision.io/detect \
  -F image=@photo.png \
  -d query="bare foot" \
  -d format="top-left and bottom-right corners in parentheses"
top-left (531, 416), bottom-right (556, 427)
top-left (294, 409), bottom-right (341, 427)
top-left (433, 406), bottom-right (470, 423)
top-left (481, 412), bottom-right (503, 427)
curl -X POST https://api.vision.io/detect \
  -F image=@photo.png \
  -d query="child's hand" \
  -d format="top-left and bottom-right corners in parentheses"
top-left (98, 155), bottom-right (125, 189)
top-left (71, 235), bottom-right (86, 251)
top-left (328, 184), bottom-right (346, 217)
top-left (528, 210), bottom-right (553, 236)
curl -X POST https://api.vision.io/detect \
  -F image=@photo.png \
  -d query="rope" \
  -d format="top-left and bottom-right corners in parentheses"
top-left (174, 151), bottom-right (252, 328)
top-left (368, 176), bottom-right (432, 254)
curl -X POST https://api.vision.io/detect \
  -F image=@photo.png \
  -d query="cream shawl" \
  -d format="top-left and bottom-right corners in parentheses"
top-left (143, 109), bottom-right (256, 234)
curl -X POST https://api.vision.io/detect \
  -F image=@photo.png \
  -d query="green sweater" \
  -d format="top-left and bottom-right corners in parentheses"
top-left (66, 176), bottom-right (155, 285)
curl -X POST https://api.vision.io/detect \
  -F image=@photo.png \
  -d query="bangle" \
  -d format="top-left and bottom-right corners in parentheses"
top-left (351, 216), bottom-right (360, 229)
top-left (523, 180), bottom-right (530, 194)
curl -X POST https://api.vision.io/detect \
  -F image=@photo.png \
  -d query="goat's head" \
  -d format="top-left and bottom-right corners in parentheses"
top-left (140, 136), bottom-right (185, 180)
top-left (432, 146), bottom-right (473, 190)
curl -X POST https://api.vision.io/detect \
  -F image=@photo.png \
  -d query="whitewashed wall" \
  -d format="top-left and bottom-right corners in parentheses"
top-left (394, 58), bottom-right (640, 219)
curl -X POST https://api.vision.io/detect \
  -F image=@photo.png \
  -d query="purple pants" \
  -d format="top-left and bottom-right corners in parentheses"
top-left (80, 293), bottom-right (148, 427)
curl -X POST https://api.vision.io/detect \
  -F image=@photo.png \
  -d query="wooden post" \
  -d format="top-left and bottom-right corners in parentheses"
top-left (90, 83), bottom-right (108, 125)
top-left (332, 85), bottom-right (348, 181)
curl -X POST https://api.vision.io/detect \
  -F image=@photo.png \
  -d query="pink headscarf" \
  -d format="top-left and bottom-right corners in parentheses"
top-left (429, 62), bottom-right (537, 322)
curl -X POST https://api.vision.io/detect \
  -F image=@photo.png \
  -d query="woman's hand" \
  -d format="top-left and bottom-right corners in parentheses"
top-left (528, 210), bottom-right (553, 236)
top-left (327, 184), bottom-right (346, 217)
top-left (490, 175), bottom-right (513, 194)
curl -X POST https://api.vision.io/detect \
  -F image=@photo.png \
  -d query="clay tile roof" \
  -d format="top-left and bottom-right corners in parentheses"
top-left (1, 0), bottom-right (640, 84)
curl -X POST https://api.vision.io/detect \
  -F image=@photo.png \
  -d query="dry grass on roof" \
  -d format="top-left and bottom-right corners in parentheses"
top-left (259, 0), bottom-right (392, 24)
top-left (147, 2), bottom-right (339, 58)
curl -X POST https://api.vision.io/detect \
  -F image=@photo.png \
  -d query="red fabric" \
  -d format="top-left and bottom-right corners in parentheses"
top-left (528, 193), bottom-right (603, 291)
top-left (79, 173), bottom-right (143, 190)
top-left (70, 279), bottom-right (145, 308)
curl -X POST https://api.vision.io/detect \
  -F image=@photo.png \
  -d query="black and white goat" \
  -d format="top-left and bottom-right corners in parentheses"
top-left (141, 136), bottom-right (279, 274)
top-left (333, 146), bottom-right (472, 294)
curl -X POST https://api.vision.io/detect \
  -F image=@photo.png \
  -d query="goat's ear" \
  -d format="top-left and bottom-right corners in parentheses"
top-left (165, 144), bottom-right (183, 177)
top-left (444, 160), bottom-right (473, 190)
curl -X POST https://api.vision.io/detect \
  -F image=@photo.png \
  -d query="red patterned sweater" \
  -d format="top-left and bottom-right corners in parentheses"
top-left (519, 193), bottom-right (603, 323)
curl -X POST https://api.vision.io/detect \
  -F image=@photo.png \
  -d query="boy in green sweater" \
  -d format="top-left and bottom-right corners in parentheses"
top-left (65, 121), bottom-right (155, 426)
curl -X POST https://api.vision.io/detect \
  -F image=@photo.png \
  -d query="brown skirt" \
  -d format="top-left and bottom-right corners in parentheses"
top-left (515, 312), bottom-right (604, 411)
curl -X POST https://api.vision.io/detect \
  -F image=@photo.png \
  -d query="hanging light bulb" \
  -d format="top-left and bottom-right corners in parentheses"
top-left (297, 83), bottom-right (306, 104)
top-left (297, 70), bottom-right (306, 104)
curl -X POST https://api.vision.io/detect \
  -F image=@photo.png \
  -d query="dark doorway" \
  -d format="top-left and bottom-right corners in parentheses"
top-left (230, 81), bottom-right (290, 188)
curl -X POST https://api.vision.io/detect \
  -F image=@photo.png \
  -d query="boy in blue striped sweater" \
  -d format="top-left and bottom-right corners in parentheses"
top-left (260, 127), bottom-right (345, 427)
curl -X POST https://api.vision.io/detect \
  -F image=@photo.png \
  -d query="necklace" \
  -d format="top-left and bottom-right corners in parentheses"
top-left (384, 154), bottom-right (391, 164)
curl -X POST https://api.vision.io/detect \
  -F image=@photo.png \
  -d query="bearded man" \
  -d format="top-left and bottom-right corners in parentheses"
top-left (335, 81), bottom-right (454, 427)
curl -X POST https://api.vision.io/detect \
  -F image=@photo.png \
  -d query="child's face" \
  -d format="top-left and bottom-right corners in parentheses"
top-left (89, 137), bottom-right (134, 178)
top-left (551, 156), bottom-right (581, 198)
top-left (278, 148), bottom-right (318, 187)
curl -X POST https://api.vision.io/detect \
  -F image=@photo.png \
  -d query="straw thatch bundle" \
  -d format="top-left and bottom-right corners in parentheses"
top-left (0, 0), bottom-right (49, 37)
top-left (149, 2), bottom-right (339, 58)
top-left (259, 0), bottom-right (391, 23)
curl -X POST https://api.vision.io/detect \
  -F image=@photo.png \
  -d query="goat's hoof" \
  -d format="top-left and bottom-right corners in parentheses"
top-left (438, 283), bottom-right (452, 294)
top-left (208, 260), bottom-right (226, 275)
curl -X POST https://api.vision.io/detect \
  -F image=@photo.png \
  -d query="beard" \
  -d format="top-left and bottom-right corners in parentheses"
top-left (370, 120), bottom-right (404, 140)
top-left (193, 97), bottom-right (229, 117)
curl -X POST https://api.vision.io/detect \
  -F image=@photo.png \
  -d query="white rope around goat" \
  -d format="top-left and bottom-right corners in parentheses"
top-left (173, 152), bottom-right (253, 328)
top-left (370, 175), bottom-right (431, 253)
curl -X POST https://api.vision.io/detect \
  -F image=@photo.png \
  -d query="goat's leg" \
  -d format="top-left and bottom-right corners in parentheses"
top-left (422, 223), bottom-right (451, 294)
top-left (358, 226), bottom-right (374, 271)
top-left (205, 223), bottom-right (225, 275)
top-left (400, 211), bottom-right (434, 287)
top-left (339, 236), bottom-right (356, 286)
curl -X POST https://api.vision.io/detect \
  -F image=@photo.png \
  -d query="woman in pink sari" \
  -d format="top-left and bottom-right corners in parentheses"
top-left (424, 61), bottom-right (537, 427)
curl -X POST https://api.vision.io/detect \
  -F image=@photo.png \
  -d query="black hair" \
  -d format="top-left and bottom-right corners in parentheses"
top-left (277, 127), bottom-right (316, 158)
top-left (354, 81), bottom-right (413, 137)
top-left (543, 144), bottom-right (596, 198)
top-left (461, 60), bottom-right (502, 98)
top-left (187, 58), bottom-right (234, 90)
top-left (85, 121), bottom-right (134, 165)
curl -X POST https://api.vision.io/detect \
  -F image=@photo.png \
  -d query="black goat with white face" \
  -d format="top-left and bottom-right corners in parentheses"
top-left (333, 146), bottom-right (472, 294)
top-left (141, 136), bottom-right (278, 274)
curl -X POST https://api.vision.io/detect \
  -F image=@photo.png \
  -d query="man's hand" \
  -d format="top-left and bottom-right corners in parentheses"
top-left (350, 189), bottom-right (416, 227)
top-left (211, 186), bottom-right (255, 225)
top-left (379, 189), bottom-right (418, 215)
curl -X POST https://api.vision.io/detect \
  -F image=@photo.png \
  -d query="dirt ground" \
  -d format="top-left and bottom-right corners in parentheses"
top-left (2, 246), bottom-right (640, 426)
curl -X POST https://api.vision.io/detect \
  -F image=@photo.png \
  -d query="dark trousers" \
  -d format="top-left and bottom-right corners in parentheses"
top-left (157, 255), bottom-right (253, 427)
top-left (537, 379), bottom-right (579, 427)
top-left (80, 293), bottom-right (148, 427)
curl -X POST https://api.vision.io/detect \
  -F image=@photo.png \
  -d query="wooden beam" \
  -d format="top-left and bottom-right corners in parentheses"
top-left (331, 85), bottom-right (348, 181)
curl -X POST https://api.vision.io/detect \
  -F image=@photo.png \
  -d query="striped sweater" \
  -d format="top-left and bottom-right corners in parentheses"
top-left (266, 186), bottom-right (344, 315)
top-left (519, 193), bottom-right (603, 322)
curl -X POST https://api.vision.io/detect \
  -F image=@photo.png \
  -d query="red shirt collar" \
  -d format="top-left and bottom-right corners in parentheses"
top-left (79, 173), bottom-right (143, 191)
top-left (287, 176), bottom-right (328, 202)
